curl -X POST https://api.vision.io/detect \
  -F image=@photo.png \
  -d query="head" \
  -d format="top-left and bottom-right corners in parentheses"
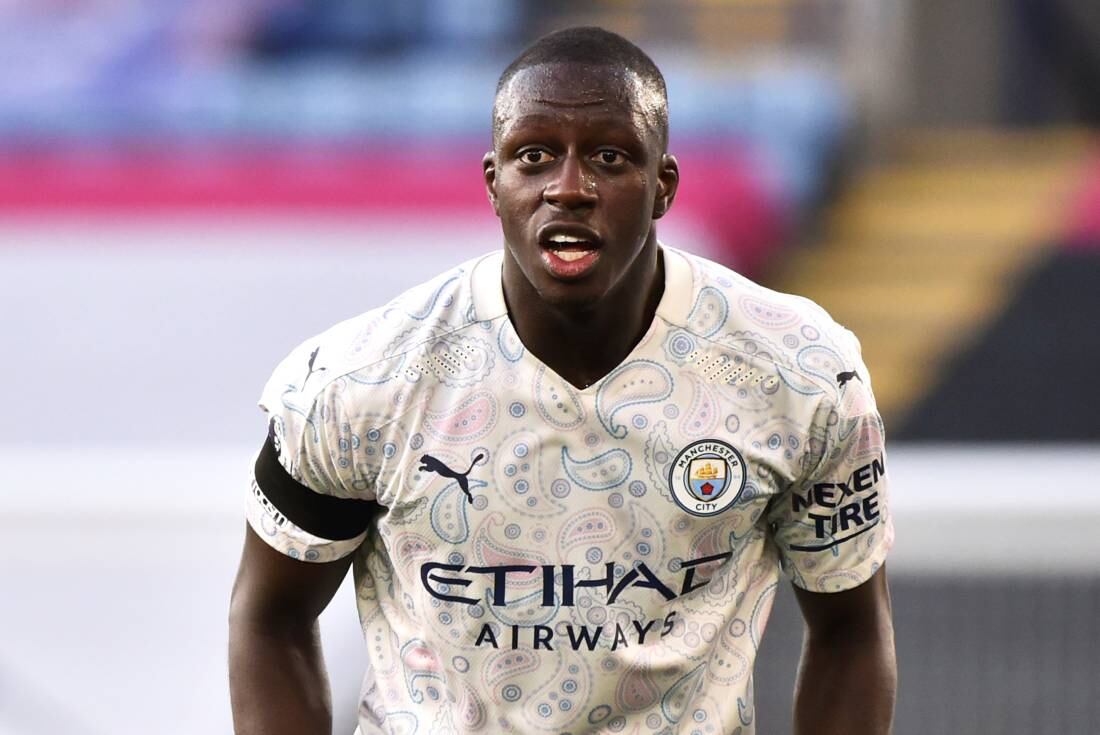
top-left (484, 27), bottom-right (679, 313)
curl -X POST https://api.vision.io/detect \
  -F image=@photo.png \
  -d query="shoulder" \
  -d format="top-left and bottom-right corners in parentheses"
top-left (259, 251), bottom-right (504, 428)
top-left (660, 246), bottom-right (866, 402)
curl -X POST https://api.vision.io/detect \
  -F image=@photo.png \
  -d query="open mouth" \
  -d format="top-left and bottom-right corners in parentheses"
top-left (538, 227), bottom-right (602, 279)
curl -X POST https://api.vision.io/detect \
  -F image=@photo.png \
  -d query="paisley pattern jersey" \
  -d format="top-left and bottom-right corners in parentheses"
top-left (247, 247), bottom-right (893, 735)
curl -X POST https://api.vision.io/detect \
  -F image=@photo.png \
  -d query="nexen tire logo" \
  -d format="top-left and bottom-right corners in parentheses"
top-left (668, 439), bottom-right (747, 516)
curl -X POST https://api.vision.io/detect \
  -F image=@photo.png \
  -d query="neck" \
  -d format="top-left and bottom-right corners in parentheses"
top-left (502, 240), bottom-right (664, 390)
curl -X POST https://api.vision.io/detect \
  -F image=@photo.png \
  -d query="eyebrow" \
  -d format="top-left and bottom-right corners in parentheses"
top-left (530, 97), bottom-right (610, 108)
top-left (501, 112), bottom-right (646, 139)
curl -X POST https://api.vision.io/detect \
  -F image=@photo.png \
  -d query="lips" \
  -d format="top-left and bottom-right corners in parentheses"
top-left (537, 223), bottom-right (602, 280)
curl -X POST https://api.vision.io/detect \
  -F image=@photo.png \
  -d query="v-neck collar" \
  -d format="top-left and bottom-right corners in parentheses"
top-left (470, 245), bottom-right (695, 393)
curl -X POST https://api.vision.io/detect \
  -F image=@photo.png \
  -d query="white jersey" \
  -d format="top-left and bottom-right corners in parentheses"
top-left (247, 247), bottom-right (893, 735)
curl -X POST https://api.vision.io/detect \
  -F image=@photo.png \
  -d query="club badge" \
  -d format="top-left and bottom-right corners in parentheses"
top-left (668, 439), bottom-right (747, 516)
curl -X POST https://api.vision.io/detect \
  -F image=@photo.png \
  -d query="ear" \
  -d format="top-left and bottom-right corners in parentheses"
top-left (652, 153), bottom-right (679, 220)
top-left (482, 151), bottom-right (500, 216)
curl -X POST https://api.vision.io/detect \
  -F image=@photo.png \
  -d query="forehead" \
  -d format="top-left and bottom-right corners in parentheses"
top-left (495, 62), bottom-right (662, 142)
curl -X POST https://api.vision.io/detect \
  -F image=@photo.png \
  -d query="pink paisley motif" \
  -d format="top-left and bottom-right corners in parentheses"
top-left (615, 662), bottom-right (662, 712)
top-left (840, 381), bottom-right (874, 416)
top-left (391, 532), bottom-right (436, 574)
top-left (679, 372), bottom-right (720, 438)
top-left (690, 522), bottom-right (732, 561)
top-left (423, 391), bottom-right (497, 443)
top-left (456, 681), bottom-right (487, 729)
top-left (484, 650), bottom-right (539, 689)
top-left (471, 516), bottom-right (547, 590)
top-left (402, 644), bottom-right (444, 673)
top-left (363, 604), bottom-right (401, 677)
top-left (838, 413), bottom-right (884, 465)
top-left (557, 509), bottom-right (617, 558)
top-left (749, 580), bottom-right (777, 648)
top-left (738, 294), bottom-right (800, 329)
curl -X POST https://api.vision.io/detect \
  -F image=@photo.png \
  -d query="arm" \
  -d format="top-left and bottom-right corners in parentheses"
top-left (228, 524), bottom-right (353, 735)
top-left (792, 565), bottom-right (896, 735)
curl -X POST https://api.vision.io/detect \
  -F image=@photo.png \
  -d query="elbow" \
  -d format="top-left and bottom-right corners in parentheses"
top-left (228, 585), bottom-right (263, 652)
top-left (228, 579), bottom-right (251, 633)
top-left (228, 570), bottom-right (259, 632)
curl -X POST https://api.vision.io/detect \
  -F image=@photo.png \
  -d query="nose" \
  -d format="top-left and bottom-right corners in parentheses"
top-left (543, 154), bottom-right (597, 210)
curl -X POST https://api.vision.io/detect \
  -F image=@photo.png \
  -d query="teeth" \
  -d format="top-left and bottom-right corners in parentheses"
top-left (549, 234), bottom-right (586, 243)
top-left (556, 250), bottom-right (591, 262)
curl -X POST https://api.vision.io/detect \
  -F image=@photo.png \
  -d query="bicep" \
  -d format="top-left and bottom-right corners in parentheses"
top-left (231, 523), bottom-right (354, 628)
top-left (793, 564), bottom-right (893, 644)
top-left (234, 432), bottom-right (381, 626)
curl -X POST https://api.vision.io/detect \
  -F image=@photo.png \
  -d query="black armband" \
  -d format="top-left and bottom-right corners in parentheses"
top-left (254, 433), bottom-right (377, 540)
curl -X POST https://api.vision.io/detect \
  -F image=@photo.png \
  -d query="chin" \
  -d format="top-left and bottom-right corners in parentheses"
top-left (533, 278), bottom-right (608, 314)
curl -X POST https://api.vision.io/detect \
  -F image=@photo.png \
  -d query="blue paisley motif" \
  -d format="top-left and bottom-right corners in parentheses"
top-left (400, 638), bottom-right (446, 704)
top-left (561, 447), bottom-right (632, 490)
top-left (347, 354), bottom-right (406, 385)
top-left (497, 320), bottom-right (525, 362)
top-left (595, 360), bottom-right (673, 438)
top-left (686, 286), bottom-right (729, 337)
top-left (749, 582), bottom-right (777, 650)
top-left (644, 421), bottom-right (676, 500)
top-left (796, 345), bottom-right (846, 395)
top-left (485, 586), bottom-right (558, 626)
top-left (534, 365), bottom-right (586, 430)
top-left (663, 329), bottom-right (697, 365)
top-left (660, 663), bottom-right (706, 724)
top-left (776, 365), bottom-right (826, 396)
top-left (738, 696), bottom-right (754, 726)
top-left (381, 711), bottom-right (420, 735)
top-left (430, 480), bottom-right (484, 543)
top-left (405, 274), bottom-right (460, 320)
top-left (739, 676), bottom-right (756, 726)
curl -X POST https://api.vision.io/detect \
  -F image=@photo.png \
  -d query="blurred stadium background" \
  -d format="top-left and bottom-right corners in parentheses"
top-left (1, 1), bottom-right (1098, 733)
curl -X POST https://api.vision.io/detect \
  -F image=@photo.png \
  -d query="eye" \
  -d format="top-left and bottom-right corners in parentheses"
top-left (518, 148), bottom-right (553, 165)
top-left (594, 149), bottom-right (625, 165)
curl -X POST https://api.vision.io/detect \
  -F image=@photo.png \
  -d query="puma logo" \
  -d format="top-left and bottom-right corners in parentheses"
top-left (836, 370), bottom-right (861, 388)
top-left (419, 453), bottom-right (486, 504)
top-left (302, 346), bottom-right (327, 388)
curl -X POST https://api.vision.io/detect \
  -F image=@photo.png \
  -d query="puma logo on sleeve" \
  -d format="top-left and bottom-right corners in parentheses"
top-left (836, 370), bottom-right (861, 388)
top-left (302, 346), bottom-right (327, 389)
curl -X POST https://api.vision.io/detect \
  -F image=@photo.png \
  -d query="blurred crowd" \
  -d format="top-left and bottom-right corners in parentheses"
top-left (0, 0), bottom-right (1096, 437)
top-left (0, 1), bottom-right (865, 279)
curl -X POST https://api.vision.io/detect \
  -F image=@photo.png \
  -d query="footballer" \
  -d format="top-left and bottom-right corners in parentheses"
top-left (229, 26), bottom-right (896, 735)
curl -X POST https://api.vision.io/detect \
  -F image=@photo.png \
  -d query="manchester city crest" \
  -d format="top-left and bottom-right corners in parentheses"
top-left (668, 440), bottom-right (747, 516)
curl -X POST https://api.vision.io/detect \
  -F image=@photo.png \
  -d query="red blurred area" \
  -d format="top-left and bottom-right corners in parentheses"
top-left (1066, 150), bottom-right (1100, 248)
top-left (0, 145), bottom-right (784, 272)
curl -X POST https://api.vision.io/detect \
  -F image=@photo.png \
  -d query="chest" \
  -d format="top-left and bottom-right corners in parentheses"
top-left (360, 357), bottom-right (812, 563)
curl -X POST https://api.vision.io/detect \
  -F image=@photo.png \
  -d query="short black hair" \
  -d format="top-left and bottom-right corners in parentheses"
top-left (493, 26), bottom-right (669, 148)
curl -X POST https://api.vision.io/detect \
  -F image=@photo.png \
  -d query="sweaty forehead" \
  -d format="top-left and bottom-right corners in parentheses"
top-left (504, 63), bottom-right (636, 107)
top-left (494, 62), bottom-right (663, 143)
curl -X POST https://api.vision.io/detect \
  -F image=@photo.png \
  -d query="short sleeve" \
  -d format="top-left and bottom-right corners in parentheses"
top-left (768, 333), bottom-right (894, 592)
top-left (245, 341), bottom-right (375, 563)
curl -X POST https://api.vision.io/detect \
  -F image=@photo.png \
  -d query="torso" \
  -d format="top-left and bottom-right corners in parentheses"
top-left (267, 247), bottom-right (872, 734)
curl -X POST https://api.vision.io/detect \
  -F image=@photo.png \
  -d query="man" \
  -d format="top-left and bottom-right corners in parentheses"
top-left (229, 27), bottom-right (896, 735)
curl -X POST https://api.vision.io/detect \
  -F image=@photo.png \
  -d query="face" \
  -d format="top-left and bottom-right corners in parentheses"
top-left (484, 62), bottom-right (678, 312)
